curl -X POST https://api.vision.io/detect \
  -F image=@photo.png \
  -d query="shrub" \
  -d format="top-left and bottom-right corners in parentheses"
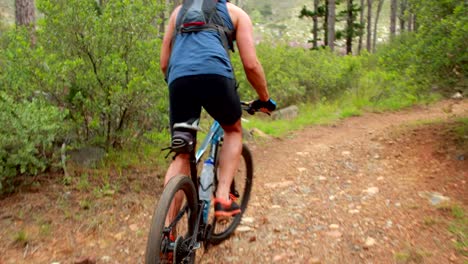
top-left (35, 0), bottom-right (168, 147)
top-left (233, 45), bottom-right (367, 106)
top-left (378, 0), bottom-right (467, 94)
top-left (0, 93), bottom-right (67, 193)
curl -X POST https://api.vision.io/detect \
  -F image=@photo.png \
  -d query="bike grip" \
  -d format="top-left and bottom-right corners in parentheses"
top-left (268, 99), bottom-right (277, 111)
top-left (250, 98), bottom-right (277, 112)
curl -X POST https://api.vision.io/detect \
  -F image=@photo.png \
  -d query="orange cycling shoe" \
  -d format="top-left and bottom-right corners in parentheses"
top-left (214, 196), bottom-right (241, 219)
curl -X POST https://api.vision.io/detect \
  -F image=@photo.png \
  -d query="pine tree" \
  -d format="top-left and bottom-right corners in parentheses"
top-left (299, 1), bottom-right (327, 49)
top-left (338, 0), bottom-right (362, 54)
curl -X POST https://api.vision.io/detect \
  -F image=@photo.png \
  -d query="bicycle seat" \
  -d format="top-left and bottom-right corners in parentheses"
top-left (173, 118), bottom-right (200, 131)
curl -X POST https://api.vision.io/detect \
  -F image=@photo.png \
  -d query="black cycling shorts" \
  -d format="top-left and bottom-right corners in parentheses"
top-left (169, 74), bottom-right (241, 134)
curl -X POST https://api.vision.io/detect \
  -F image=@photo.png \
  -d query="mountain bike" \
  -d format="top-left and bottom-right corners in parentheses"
top-left (145, 102), bottom-right (260, 264)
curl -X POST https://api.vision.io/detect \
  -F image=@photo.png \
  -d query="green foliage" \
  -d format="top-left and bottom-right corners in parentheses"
top-left (0, 28), bottom-right (45, 100)
top-left (0, 0), bottom-right (463, 193)
top-left (242, 102), bottom-right (340, 138)
top-left (379, 0), bottom-right (467, 94)
top-left (452, 118), bottom-right (468, 155)
top-left (35, 0), bottom-right (168, 147)
top-left (0, 0), bottom-right (169, 191)
top-left (233, 45), bottom-right (367, 106)
top-left (453, 118), bottom-right (468, 141)
top-left (13, 229), bottom-right (29, 246)
top-left (447, 205), bottom-right (467, 256)
top-left (0, 92), bottom-right (67, 193)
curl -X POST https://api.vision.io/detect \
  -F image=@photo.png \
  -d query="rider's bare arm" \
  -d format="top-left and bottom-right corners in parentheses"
top-left (162, 3), bottom-right (271, 104)
top-left (160, 6), bottom-right (181, 76)
top-left (227, 3), bottom-right (270, 102)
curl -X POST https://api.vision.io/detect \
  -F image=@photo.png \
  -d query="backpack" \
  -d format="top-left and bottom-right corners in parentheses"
top-left (174, 0), bottom-right (235, 54)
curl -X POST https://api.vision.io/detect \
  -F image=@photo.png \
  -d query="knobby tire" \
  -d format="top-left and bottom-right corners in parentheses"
top-left (145, 175), bottom-right (198, 264)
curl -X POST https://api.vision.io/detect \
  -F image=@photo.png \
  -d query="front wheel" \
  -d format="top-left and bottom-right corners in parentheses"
top-left (209, 144), bottom-right (253, 245)
top-left (145, 175), bottom-right (198, 264)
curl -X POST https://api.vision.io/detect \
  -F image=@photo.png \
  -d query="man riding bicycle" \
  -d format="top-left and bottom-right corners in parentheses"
top-left (160, 0), bottom-right (276, 219)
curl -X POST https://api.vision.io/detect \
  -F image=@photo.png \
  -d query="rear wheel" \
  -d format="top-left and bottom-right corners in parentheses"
top-left (145, 175), bottom-right (198, 264)
top-left (209, 144), bottom-right (253, 245)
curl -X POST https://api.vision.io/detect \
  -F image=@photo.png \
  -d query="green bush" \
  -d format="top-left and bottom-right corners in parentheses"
top-left (0, 93), bottom-right (67, 193)
top-left (378, 0), bottom-right (467, 94)
top-left (233, 45), bottom-right (367, 106)
top-left (0, 0), bottom-right (169, 190)
top-left (35, 0), bottom-right (168, 147)
top-left (0, 28), bottom-right (44, 100)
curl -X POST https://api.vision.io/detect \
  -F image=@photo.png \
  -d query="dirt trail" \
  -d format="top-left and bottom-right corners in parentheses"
top-left (203, 99), bottom-right (467, 263)
top-left (1, 100), bottom-right (467, 264)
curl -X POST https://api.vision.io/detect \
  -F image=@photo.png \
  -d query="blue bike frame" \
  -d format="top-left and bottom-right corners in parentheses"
top-left (195, 121), bottom-right (224, 163)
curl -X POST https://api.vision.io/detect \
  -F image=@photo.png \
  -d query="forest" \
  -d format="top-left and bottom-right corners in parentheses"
top-left (0, 0), bottom-right (466, 193)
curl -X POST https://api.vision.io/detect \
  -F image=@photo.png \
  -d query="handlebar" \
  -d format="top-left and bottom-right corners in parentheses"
top-left (243, 101), bottom-right (273, 116)
top-left (240, 99), bottom-right (276, 115)
top-left (240, 101), bottom-right (257, 115)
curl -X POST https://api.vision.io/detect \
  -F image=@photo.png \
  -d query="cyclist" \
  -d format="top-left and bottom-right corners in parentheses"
top-left (160, 0), bottom-right (276, 219)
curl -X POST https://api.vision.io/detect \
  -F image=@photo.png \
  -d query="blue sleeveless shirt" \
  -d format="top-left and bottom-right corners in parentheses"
top-left (167, 0), bottom-right (234, 85)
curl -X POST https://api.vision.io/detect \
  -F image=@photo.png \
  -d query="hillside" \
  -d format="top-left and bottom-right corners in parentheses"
top-left (1, 0), bottom-right (391, 46)
top-left (242, 0), bottom-right (392, 46)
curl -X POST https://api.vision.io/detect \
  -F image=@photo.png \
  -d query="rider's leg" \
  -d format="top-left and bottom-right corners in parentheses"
top-left (165, 153), bottom-right (190, 226)
top-left (164, 154), bottom-right (191, 185)
top-left (215, 119), bottom-right (243, 201)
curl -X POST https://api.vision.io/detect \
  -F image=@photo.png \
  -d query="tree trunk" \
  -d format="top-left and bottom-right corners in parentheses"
top-left (358, 0), bottom-right (365, 54)
top-left (324, 0), bottom-right (329, 46)
top-left (406, 2), bottom-right (412, 32)
top-left (390, 0), bottom-right (397, 37)
top-left (327, 0), bottom-right (336, 51)
top-left (407, 13), bottom-right (413, 32)
top-left (158, 0), bottom-right (167, 35)
top-left (366, 0), bottom-right (372, 52)
top-left (372, 0), bottom-right (384, 52)
top-left (15, 0), bottom-right (35, 26)
top-left (15, 0), bottom-right (36, 47)
top-left (399, 0), bottom-right (407, 33)
top-left (312, 0), bottom-right (319, 49)
top-left (346, 0), bottom-right (354, 54)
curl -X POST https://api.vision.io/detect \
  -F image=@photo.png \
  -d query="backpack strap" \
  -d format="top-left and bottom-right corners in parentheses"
top-left (173, 0), bottom-right (235, 54)
top-left (170, 0), bottom-right (237, 87)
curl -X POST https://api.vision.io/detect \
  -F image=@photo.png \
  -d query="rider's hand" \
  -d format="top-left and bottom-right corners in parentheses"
top-left (250, 98), bottom-right (277, 114)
